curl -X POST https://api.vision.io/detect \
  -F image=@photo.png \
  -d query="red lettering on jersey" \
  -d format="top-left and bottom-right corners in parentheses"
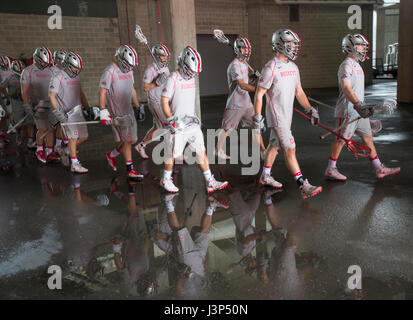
top-left (280, 70), bottom-right (297, 78)
top-left (181, 83), bottom-right (196, 90)
top-left (36, 74), bottom-right (51, 78)
top-left (118, 74), bottom-right (132, 80)
top-left (356, 69), bottom-right (364, 75)
top-left (67, 80), bottom-right (80, 86)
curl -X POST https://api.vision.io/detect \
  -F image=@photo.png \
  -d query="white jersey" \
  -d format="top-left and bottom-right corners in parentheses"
top-left (259, 57), bottom-right (301, 128)
top-left (161, 70), bottom-right (196, 120)
top-left (20, 64), bottom-right (53, 105)
top-left (143, 62), bottom-right (170, 123)
top-left (49, 69), bottom-right (82, 113)
top-left (99, 62), bottom-right (134, 117)
top-left (50, 65), bottom-right (64, 76)
top-left (226, 58), bottom-right (253, 110)
top-left (335, 57), bottom-right (365, 120)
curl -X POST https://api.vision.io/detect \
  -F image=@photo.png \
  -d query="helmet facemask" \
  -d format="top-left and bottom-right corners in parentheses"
top-left (115, 45), bottom-right (138, 73)
top-left (152, 44), bottom-right (170, 68)
top-left (64, 52), bottom-right (82, 78)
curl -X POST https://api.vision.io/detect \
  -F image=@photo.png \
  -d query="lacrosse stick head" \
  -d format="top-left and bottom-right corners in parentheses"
top-left (346, 139), bottom-right (371, 158)
top-left (370, 119), bottom-right (382, 134)
top-left (380, 98), bottom-right (397, 114)
top-left (213, 29), bottom-right (230, 45)
top-left (134, 25), bottom-right (148, 45)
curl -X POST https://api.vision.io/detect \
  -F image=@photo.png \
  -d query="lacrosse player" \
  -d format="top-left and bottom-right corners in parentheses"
top-left (135, 43), bottom-right (171, 159)
top-left (0, 56), bottom-right (12, 142)
top-left (100, 44), bottom-right (143, 178)
top-left (254, 29), bottom-right (322, 199)
top-left (325, 34), bottom-right (400, 181)
top-left (1, 60), bottom-right (32, 145)
top-left (49, 51), bottom-right (91, 173)
top-left (160, 46), bottom-right (229, 193)
top-left (21, 47), bottom-right (59, 162)
top-left (51, 50), bottom-right (69, 154)
top-left (216, 37), bottom-right (265, 160)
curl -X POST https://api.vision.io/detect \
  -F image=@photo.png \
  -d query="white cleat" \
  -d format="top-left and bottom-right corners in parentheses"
top-left (376, 164), bottom-right (401, 179)
top-left (299, 179), bottom-right (322, 199)
top-left (71, 162), bottom-right (89, 174)
top-left (206, 175), bottom-right (229, 193)
top-left (325, 167), bottom-right (347, 181)
top-left (134, 143), bottom-right (149, 159)
top-left (160, 177), bottom-right (179, 193)
top-left (259, 174), bottom-right (283, 189)
top-left (208, 195), bottom-right (229, 210)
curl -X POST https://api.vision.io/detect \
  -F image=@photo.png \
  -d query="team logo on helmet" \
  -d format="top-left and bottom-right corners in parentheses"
top-left (342, 34), bottom-right (370, 62)
top-left (177, 46), bottom-right (202, 80)
top-left (11, 60), bottom-right (26, 77)
top-left (33, 47), bottom-right (53, 70)
top-left (0, 56), bottom-right (11, 71)
top-left (152, 43), bottom-right (170, 68)
top-left (234, 37), bottom-right (251, 61)
top-left (64, 51), bottom-right (83, 78)
top-left (271, 29), bottom-right (301, 61)
top-left (115, 44), bottom-right (138, 73)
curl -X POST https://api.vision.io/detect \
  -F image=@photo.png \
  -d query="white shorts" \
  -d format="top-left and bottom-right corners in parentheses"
top-left (34, 102), bottom-right (52, 130)
top-left (269, 127), bottom-right (296, 150)
top-left (112, 113), bottom-right (138, 142)
top-left (62, 105), bottom-right (88, 139)
top-left (172, 125), bottom-right (205, 158)
top-left (221, 107), bottom-right (255, 131)
top-left (337, 117), bottom-right (372, 139)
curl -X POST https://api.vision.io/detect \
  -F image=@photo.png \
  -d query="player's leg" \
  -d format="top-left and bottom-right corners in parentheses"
top-left (258, 129), bottom-right (282, 189)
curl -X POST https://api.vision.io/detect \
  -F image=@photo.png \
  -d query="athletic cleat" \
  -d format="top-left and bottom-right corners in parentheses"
top-left (208, 194), bottom-right (229, 210)
top-left (376, 164), bottom-right (401, 179)
top-left (105, 152), bottom-right (117, 172)
top-left (71, 162), bottom-right (89, 174)
top-left (134, 143), bottom-right (149, 159)
top-left (46, 152), bottom-right (60, 162)
top-left (160, 177), bottom-right (179, 193)
top-left (35, 150), bottom-right (46, 163)
top-left (325, 167), bottom-right (347, 181)
top-left (127, 168), bottom-right (144, 179)
top-left (299, 179), bottom-right (322, 199)
top-left (214, 149), bottom-right (230, 161)
top-left (259, 174), bottom-right (283, 189)
top-left (206, 175), bottom-right (229, 193)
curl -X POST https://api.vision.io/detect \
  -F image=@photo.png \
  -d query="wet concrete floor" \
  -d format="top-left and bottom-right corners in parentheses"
top-left (0, 79), bottom-right (412, 300)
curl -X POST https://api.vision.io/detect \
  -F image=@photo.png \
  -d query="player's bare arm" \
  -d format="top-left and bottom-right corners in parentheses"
top-left (99, 87), bottom-right (107, 110)
top-left (49, 91), bottom-right (59, 110)
top-left (143, 81), bottom-right (156, 92)
top-left (236, 78), bottom-right (256, 92)
top-left (161, 96), bottom-right (172, 118)
top-left (341, 80), bottom-right (359, 104)
top-left (295, 84), bottom-right (312, 110)
top-left (131, 85), bottom-right (140, 111)
top-left (80, 89), bottom-right (89, 108)
top-left (254, 86), bottom-right (267, 116)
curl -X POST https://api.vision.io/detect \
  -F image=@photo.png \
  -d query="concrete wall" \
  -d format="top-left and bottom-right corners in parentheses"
top-left (0, 13), bottom-right (120, 105)
top-left (397, 0), bottom-right (413, 103)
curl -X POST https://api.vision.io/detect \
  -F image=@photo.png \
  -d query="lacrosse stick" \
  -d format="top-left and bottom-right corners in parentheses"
top-left (308, 97), bottom-right (335, 111)
top-left (7, 113), bottom-right (31, 134)
top-left (294, 108), bottom-right (371, 158)
top-left (320, 117), bottom-right (383, 139)
top-left (61, 121), bottom-right (100, 126)
top-left (135, 25), bottom-right (162, 72)
top-left (213, 29), bottom-right (254, 73)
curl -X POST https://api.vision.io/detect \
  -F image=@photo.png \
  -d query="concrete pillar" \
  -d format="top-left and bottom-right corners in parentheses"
top-left (147, 0), bottom-right (201, 118)
top-left (116, 0), bottom-right (146, 99)
top-left (247, 0), bottom-right (263, 72)
top-left (398, 0), bottom-right (413, 104)
top-left (362, 4), bottom-right (374, 86)
top-left (376, 7), bottom-right (385, 67)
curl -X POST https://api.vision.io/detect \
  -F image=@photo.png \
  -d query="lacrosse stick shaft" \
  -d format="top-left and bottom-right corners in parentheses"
top-left (308, 97), bottom-right (335, 110)
top-left (7, 113), bottom-right (31, 133)
top-left (320, 117), bottom-right (360, 139)
top-left (61, 121), bottom-right (100, 126)
top-left (135, 25), bottom-right (162, 72)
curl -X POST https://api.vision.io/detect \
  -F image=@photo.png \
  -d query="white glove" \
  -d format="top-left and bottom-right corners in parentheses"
top-left (155, 73), bottom-right (168, 86)
top-left (112, 237), bottom-right (123, 254)
top-left (165, 116), bottom-right (178, 134)
top-left (100, 108), bottom-right (112, 125)
top-left (253, 114), bottom-right (265, 133)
